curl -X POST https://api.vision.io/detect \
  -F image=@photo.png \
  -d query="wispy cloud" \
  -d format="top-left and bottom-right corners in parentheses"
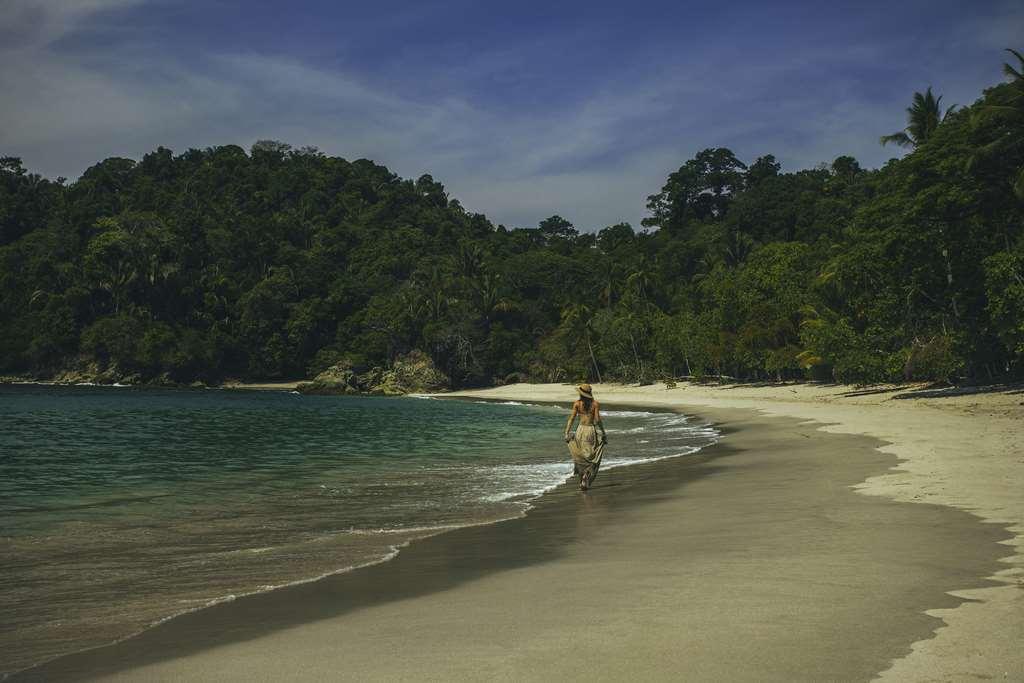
top-left (1, 0), bottom-right (1019, 230)
top-left (0, 0), bottom-right (146, 49)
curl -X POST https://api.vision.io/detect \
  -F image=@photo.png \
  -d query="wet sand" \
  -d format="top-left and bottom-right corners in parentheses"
top-left (16, 404), bottom-right (1010, 682)
top-left (449, 381), bottom-right (1024, 681)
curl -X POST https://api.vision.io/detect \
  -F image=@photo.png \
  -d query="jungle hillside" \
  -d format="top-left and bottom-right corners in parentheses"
top-left (2, 52), bottom-right (1023, 388)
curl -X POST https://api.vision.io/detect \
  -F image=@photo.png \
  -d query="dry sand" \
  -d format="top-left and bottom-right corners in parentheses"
top-left (219, 380), bottom-right (302, 391)
top-left (18, 381), bottom-right (1022, 682)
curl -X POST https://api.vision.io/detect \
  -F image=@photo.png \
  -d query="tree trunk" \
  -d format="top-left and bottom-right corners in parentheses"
top-left (941, 246), bottom-right (960, 322)
top-left (628, 330), bottom-right (642, 383)
top-left (586, 332), bottom-right (602, 383)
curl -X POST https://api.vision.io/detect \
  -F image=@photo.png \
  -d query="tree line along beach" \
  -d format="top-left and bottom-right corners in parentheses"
top-left (2, 52), bottom-right (1024, 393)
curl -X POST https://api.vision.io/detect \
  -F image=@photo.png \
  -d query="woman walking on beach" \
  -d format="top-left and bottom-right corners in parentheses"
top-left (564, 384), bottom-right (608, 491)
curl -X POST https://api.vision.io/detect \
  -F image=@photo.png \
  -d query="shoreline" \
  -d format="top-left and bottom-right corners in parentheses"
top-left (6, 396), bottom-right (715, 680)
top-left (15, 389), bottom-right (1017, 681)
top-left (444, 382), bottom-right (1024, 680)
top-left (13, 398), bottom-right (723, 681)
top-left (0, 378), bottom-right (305, 391)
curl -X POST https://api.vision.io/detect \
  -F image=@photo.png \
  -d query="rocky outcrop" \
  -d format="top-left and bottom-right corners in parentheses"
top-left (296, 350), bottom-right (449, 396)
top-left (295, 361), bottom-right (362, 395)
top-left (48, 359), bottom-right (142, 386)
top-left (371, 350), bottom-right (449, 395)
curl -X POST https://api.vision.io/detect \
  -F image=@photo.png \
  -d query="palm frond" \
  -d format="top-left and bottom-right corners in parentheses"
top-left (880, 131), bottom-right (913, 148)
top-left (1004, 48), bottom-right (1024, 82)
top-left (795, 350), bottom-right (823, 368)
top-left (965, 137), bottom-right (1006, 172)
top-left (972, 104), bottom-right (1022, 120)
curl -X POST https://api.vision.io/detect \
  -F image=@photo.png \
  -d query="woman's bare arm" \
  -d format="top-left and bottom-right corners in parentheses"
top-left (594, 401), bottom-right (607, 443)
top-left (564, 402), bottom-right (578, 441)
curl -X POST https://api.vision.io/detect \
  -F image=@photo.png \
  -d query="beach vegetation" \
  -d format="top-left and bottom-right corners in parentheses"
top-left (2, 53), bottom-right (1023, 387)
top-left (879, 87), bottom-right (957, 149)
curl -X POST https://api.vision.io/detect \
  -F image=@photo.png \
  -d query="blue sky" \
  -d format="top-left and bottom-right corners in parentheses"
top-left (1, 0), bottom-right (1021, 230)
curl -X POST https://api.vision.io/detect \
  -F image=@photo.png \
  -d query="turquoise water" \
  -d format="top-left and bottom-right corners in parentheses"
top-left (0, 385), bottom-right (717, 676)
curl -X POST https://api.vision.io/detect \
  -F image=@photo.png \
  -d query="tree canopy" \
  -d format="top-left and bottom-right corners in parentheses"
top-left (2, 54), bottom-right (1022, 387)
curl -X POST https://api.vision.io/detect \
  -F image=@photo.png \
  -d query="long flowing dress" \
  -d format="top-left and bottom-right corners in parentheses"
top-left (567, 423), bottom-right (605, 489)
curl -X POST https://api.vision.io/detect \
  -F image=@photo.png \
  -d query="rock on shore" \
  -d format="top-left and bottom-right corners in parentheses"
top-left (297, 350), bottom-right (449, 396)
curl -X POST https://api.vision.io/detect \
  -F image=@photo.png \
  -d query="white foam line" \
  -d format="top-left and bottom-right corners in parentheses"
top-left (343, 523), bottom-right (470, 536)
top-left (472, 400), bottom-right (552, 408)
top-left (478, 427), bottom-right (719, 504)
top-left (602, 410), bottom-right (659, 417)
top-left (602, 447), bottom-right (702, 469)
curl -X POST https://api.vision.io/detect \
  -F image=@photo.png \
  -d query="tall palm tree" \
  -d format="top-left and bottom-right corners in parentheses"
top-left (561, 303), bottom-right (602, 383)
top-left (880, 87), bottom-right (957, 148)
top-left (621, 310), bottom-right (647, 384)
top-left (599, 261), bottom-right (616, 309)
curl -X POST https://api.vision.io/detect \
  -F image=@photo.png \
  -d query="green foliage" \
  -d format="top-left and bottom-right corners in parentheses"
top-left (880, 87), bottom-right (957, 148)
top-left (1, 56), bottom-right (1023, 386)
top-left (902, 335), bottom-right (964, 382)
top-left (984, 243), bottom-right (1024, 362)
top-left (80, 315), bottom-right (144, 368)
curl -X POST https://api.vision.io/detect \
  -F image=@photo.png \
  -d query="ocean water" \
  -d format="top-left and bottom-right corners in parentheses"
top-left (0, 385), bottom-right (718, 676)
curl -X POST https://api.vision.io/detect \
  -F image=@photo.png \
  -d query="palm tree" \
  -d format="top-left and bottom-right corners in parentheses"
top-left (625, 268), bottom-right (651, 302)
top-left (971, 49), bottom-right (1024, 199)
top-left (1003, 48), bottom-right (1024, 198)
top-left (471, 272), bottom-right (515, 324)
top-left (880, 87), bottom-right (957, 148)
top-left (454, 243), bottom-right (484, 279)
top-left (723, 230), bottom-right (755, 267)
top-left (413, 266), bottom-right (452, 323)
top-left (621, 310), bottom-right (647, 384)
top-left (1002, 48), bottom-right (1024, 84)
top-left (599, 263), bottom-right (616, 309)
top-left (561, 303), bottom-right (602, 383)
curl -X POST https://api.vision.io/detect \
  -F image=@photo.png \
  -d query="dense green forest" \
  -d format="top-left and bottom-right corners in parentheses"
top-left (2, 52), bottom-right (1023, 387)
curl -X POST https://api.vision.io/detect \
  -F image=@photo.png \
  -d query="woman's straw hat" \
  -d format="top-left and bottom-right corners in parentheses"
top-left (577, 383), bottom-right (594, 398)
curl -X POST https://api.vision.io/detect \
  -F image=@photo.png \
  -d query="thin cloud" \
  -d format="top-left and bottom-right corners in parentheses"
top-left (0, 0), bottom-right (147, 49)
top-left (1, 0), bottom-right (1019, 230)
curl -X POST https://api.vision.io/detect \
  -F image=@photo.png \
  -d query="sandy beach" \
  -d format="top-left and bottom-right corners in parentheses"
top-left (219, 380), bottom-right (303, 391)
top-left (445, 381), bottom-right (1024, 682)
top-left (17, 382), bottom-right (1023, 682)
